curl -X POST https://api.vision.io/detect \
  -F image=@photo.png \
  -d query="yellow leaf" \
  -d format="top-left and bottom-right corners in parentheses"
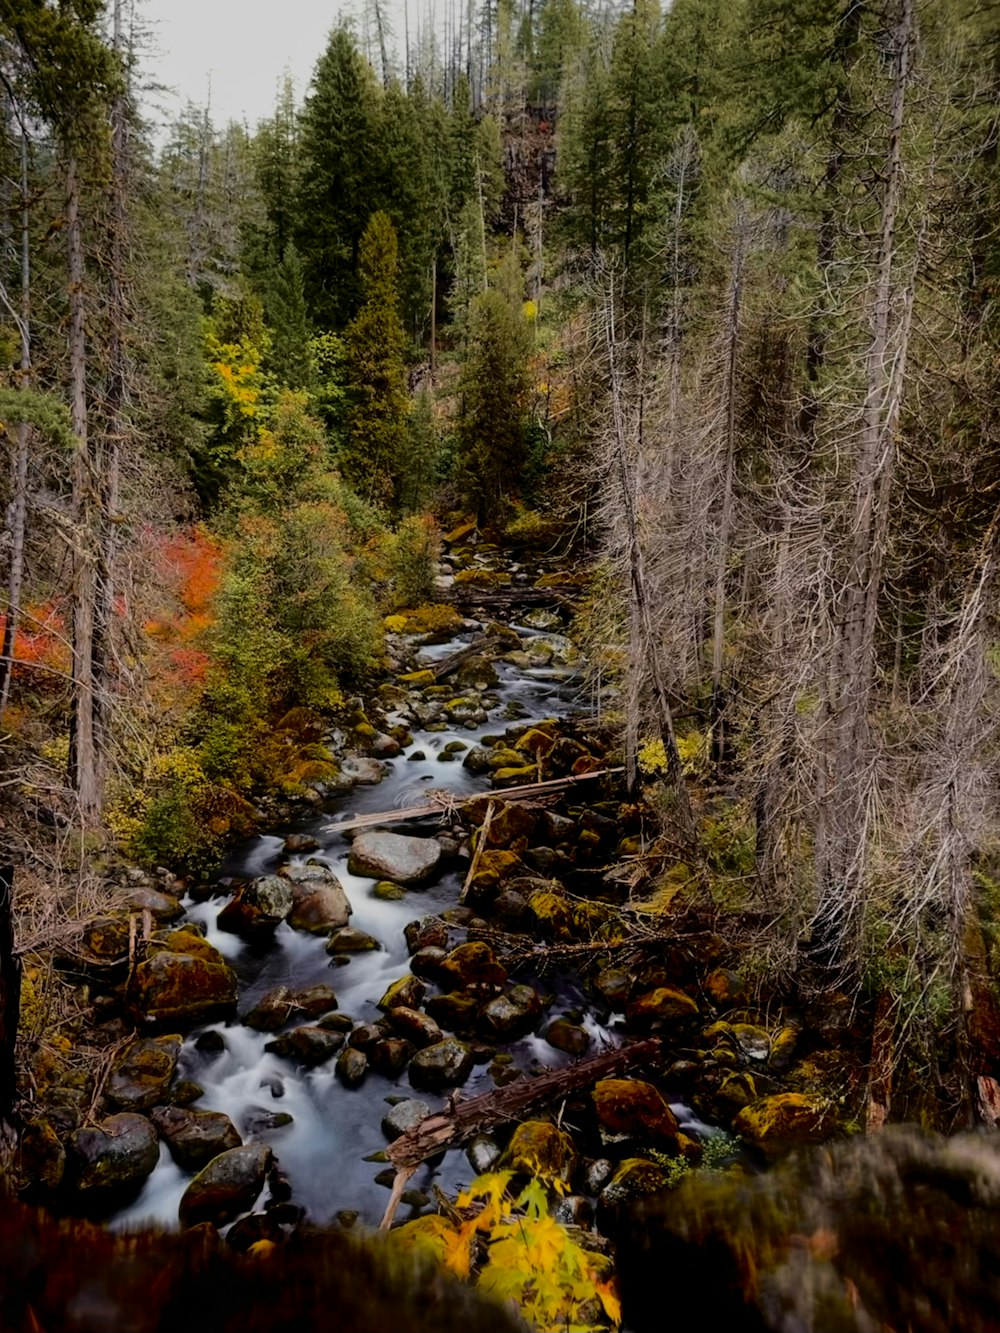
top-left (596, 1276), bottom-right (622, 1327)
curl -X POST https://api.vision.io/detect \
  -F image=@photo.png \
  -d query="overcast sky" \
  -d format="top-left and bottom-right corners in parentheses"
top-left (136, 1), bottom-right (352, 136)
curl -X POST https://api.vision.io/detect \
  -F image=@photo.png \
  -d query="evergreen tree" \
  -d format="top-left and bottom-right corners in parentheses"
top-left (263, 244), bottom-right (312, 390)
top-left (343, 212), bottom-right (409, 508)
top-left (296, 26), bottom-right (384, 328)
top-left (458, 268), bottom-right (532, 523)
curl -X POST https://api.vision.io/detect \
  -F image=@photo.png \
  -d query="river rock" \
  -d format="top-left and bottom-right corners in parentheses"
top-left (336, 1047), bottom-right (368, 1087)
top-left (178, 1143), bottom-right (273, 1228)
top-left (372, 1037), bottom-right (413, 1077)
top-left (372, 732), bottom-right (402, 758)
top-left (378, 974), bottom-right (426, 1011)
top-left (404, 917), bottom-right (449, 953)
top-left (104, 1034), bottom-right (182, 1112)
top-left (242, 1108), bottom-right (294, 1136)
top-left (217, 874), bottom-right (293, 940)
top-left (733, 1093), bottom-right (837, 1158)
top-left (485, 801), bottom-right (539, 847)
top-left (467, 1134), bottom-right (502, 1174)
top-left (326, 926), bottom-right (380, 954)
top-left (382, 1098), bottom-right (432, 1141)
top-left (425, 991), bottom-right (479, 1031)
top-left (596, 1158), bottom-right (671, 1235)
top-left (264, 1026), bottom-right (345, 1067)
top-left (150, 1105), bottom-right (242, 1171)
top-left (372, 881), bottom-right (407, 901)
top-left (131, 948), bottom-right (237, 1027)
top-left (408, 1037), bottom-right (474, 1089)
top-left (462, 746), bottom-right (492, 775)
top-left (348, 832), bottom-right (442, 885)
top-left (124, 886), bottom-right (184, 923)
top-left (286, 870), bottom-right (352, 934)
top-left (349, 1022), bottom-right (388, 1053)
top-left (341, 757), bottom-right (387, 784)
top-left (592, 1079), bottom-right (682, 1152)
top-left (626, 985), bottom-right (699, 1026)
top-left (410, 945), bottom-right (448, 978)
top-left (467, 850), bottom-right (524, 897)
top-left (499, 1120), bottom-right (578, 1184)
top-left (479, 984), bottom-right (543, 1040)
top-left (291, 983), bottom-right (340, 1019)
top-left (387, 1006), bottom-right (443, 1048)
top-left (545, 1018), bottom-right (591, 1056)
top-left (69, 1113), bottom-right (160, 1207)
top-left (437, 941), bottom-right (507, 991)
top-left (283, 832), bottom-right (320, 854)
top-left (244, 985), bottom-right (302, 1032)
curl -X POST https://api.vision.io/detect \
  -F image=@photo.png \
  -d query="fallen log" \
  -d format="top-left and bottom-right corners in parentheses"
top-left (436, 586), bottom-right (583, 608)
top-left (386, 1036), bottom-right (664, 1175)
top-left (428, 633), bottom-right (500, 682)
top-left (323, 767), bottom-right (624, 837)
top-left (458, 799), bottom-right (497, 904)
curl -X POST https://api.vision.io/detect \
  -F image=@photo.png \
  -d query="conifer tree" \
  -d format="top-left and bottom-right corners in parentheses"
top-left (343, 212), bottom-right (409, 508)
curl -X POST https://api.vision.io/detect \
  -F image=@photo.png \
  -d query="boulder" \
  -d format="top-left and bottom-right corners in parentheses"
top-left (290, 983), bottom-right (340, 1019)
top-left (626, 986), bottom-right (699, 1026)
top-left (124, 886), bottom-right (184, 923)
top-left (336, 1047), bottom-right (368, 1087)
top-left (341, 757), bottom-right (387, 784)
top-left (479, 984), bottom-right (543, 1040)
top-left (378, 975), bottom-right (426, 1011)
top-left (592, 1079), bottom-right (682, 1152)
top-left (264, 1026), bottom-right (345, 1067)
top-left (286, 870), bottom-right (352, 934)
top-left (69, 1113), bottom-right (159, 1206)
top-left (105, 1035), bottom-right (182, 1112)
top-left (372, 1037), bottom-right (413, 1077)
top-left (217, 875), bottom-right (293, 941)
top-left (437, 941), bottom-right (507, 992)
top-left (408, 1037), bottom-right (475, 1090)
top-left (131, 950), bottom-right (237, 1027)
top-left (733, 1093), bottom-right (837, 1159)
top-left (499, 1121), bottom-right (578, 1184)
top-left (326, 926), bottom-right (380, 954)
top-left (597, 1158), bottom-right (672, 1235)
top-left (425, 992), bottom-right (479, 1032)
top-left (387, 1006), bottom-right (443, 1048)
top-left (466, 850), bottom-right (524, 898)
top-left (243, 985), bottom-right (304, 1032)
top-left (150, 1105), bottom-right (242, 1172)
top-left (382, 1099), bottom-right (432, 1141)
top-left (545, 1018), bottom-right (591, 1056)
top-left (178, 1144), bottom-right (273, 1228)
top-left (348, 832), bottom-right (442, 886)
top-left (484, 801), bottom-right (539, 848)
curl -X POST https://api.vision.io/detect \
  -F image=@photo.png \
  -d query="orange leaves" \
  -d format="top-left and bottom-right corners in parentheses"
top-left (144, 527), bottom-right (223, 701)
top-left (0, 602), bottom-right (71, 683)
top-left (162, 527), bottom-right (222, 616)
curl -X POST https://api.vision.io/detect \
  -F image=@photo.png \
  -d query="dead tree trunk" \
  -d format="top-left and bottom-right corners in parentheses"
top-left (66, 149), bottom-right (100, 818)
top-left (811, 0), bottom-right (915, 964)
top-left (0, 117), bottom-right (32, 726)
top-left (0, 866), bottom-right (21, 1133)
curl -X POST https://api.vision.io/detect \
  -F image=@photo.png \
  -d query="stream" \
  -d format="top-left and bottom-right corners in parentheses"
top-left (111, 601), bottom-right (679, 1232)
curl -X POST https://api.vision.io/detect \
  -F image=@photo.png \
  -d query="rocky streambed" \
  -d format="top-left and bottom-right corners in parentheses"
top-left (19, 539), bottom-right (856, 1265)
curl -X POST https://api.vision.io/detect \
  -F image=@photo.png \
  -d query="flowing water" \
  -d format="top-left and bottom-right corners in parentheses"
top-left (112, 613), bottom-right (637, 1231)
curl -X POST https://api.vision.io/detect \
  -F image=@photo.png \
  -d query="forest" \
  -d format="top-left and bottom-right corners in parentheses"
top-left (2, 0), bottom-right (1000, 1328)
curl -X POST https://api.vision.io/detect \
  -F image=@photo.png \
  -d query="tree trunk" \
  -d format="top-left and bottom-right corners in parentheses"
top-left (0, 122), bottom-right (32, 727)
top-left (0, 866), bottom-right (21, 1133)
top-left (66, 150), bottom-right (100, 817)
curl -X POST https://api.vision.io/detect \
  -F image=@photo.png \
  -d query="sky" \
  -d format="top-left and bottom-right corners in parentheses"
top-left (136, 0), bottom-right (350, 135)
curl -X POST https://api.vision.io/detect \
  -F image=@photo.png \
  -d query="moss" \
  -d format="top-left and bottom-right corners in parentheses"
top-left (453, 569), bottom-right (512, 587)
top-left (399, 669), bottom-right (435, 687)
top-left (733, 1093), bottom-right (837, 1158)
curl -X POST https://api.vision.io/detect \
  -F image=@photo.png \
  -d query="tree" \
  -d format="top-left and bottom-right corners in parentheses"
top-left (458, 266), bottom-right (532, 523)
top-left (343, 212), bottom-right (409, 508)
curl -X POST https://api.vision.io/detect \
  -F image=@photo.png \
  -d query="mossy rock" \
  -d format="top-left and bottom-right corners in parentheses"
top-left (468, 850), bottom-right (524, 895)
top-left (149, 928), bottom-right (223, 964)
top-left (399, 669), bottom-right (435, 687)
top-left (105, 1034), bottom-right (182, 1112)
top-left (384, 604), bottom-right (466, 638)
top-left (513, 726), bottom-right (557, 757)
top-left (626, 985), bottom-right (699, 1027)
top-left (378, 974), bottom-right (426, 1011)
top-left (438, 941), bottom-right (507, 990)
top-left (733, 1092), bottom-right (837, 1159)
top-left (487, 747), bottom-right (525, 771)
top-left (528, 891), bottom-right (618, 943)
top-left (499, 1120), bottom-right (578, 1184)
top-left (592, 1078), bottom-right (681, 1152)
top-left (597, 1158), bottom-right (672, 1236)
top-left (704, 967), bottom-right (747, 1008)
top-left (131, 950), bottom-right (237, 1027)
top-left (492, 765), bottom-right (539, 787)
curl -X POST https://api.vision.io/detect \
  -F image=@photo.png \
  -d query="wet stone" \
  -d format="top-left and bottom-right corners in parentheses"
top-left (105, 1034), bottom-right (182, 1112)
top-left (467, 1134), bottom-right (501, 1175)
top-left (69, 1113), bottom-right (160, 1208)
top-left (409, 1037), bottom-right (475, 1090)
top-left (545, 1018), bottom-right (591, 1057)
top-left (242, 1108), bottom-right (295, 1136)
top-left (264, 1026), bottom-right (345, 1067)
top-left (371, 1037), bottom-right (413, 1078)
top-left (410, 945), bottom-right (448, 979)
top-left (382, 1098), bottom-right (432, 1141)
top-left (150, 1105), bottom-right (242, 1172)
top-left (378, 974), bottom-right (426, 1011)
top-left (178, 1143), bottom-right (273, 1229)
top-left (479, 984), bottom-right (543, 1040)
top-left (348, 831), bottom-right (442, 886)
top-left (326, 926), bottom-right (380, 954)
top-left (336, 1046), bottom-right (368, 1087)
top-left (387, 1006), bottom-right (443, 1048)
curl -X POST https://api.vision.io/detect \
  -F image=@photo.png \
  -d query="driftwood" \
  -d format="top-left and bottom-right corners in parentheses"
top-left (323, 768), bottom-right (624, 837)
top-left (387, 1036), bottom-right (664, 1174)
top-left (428, 633), bottom-right (499, 682)
top-left (436, 586), bottom-right (583, 608)
top-left (459, 799), bottom-right (497, 904)
top-left (0, 866), bottom-right (21, 1131)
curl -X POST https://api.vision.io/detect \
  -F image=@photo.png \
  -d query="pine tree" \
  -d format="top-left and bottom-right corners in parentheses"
top-left (343, 212), bottom-right (409, 508)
